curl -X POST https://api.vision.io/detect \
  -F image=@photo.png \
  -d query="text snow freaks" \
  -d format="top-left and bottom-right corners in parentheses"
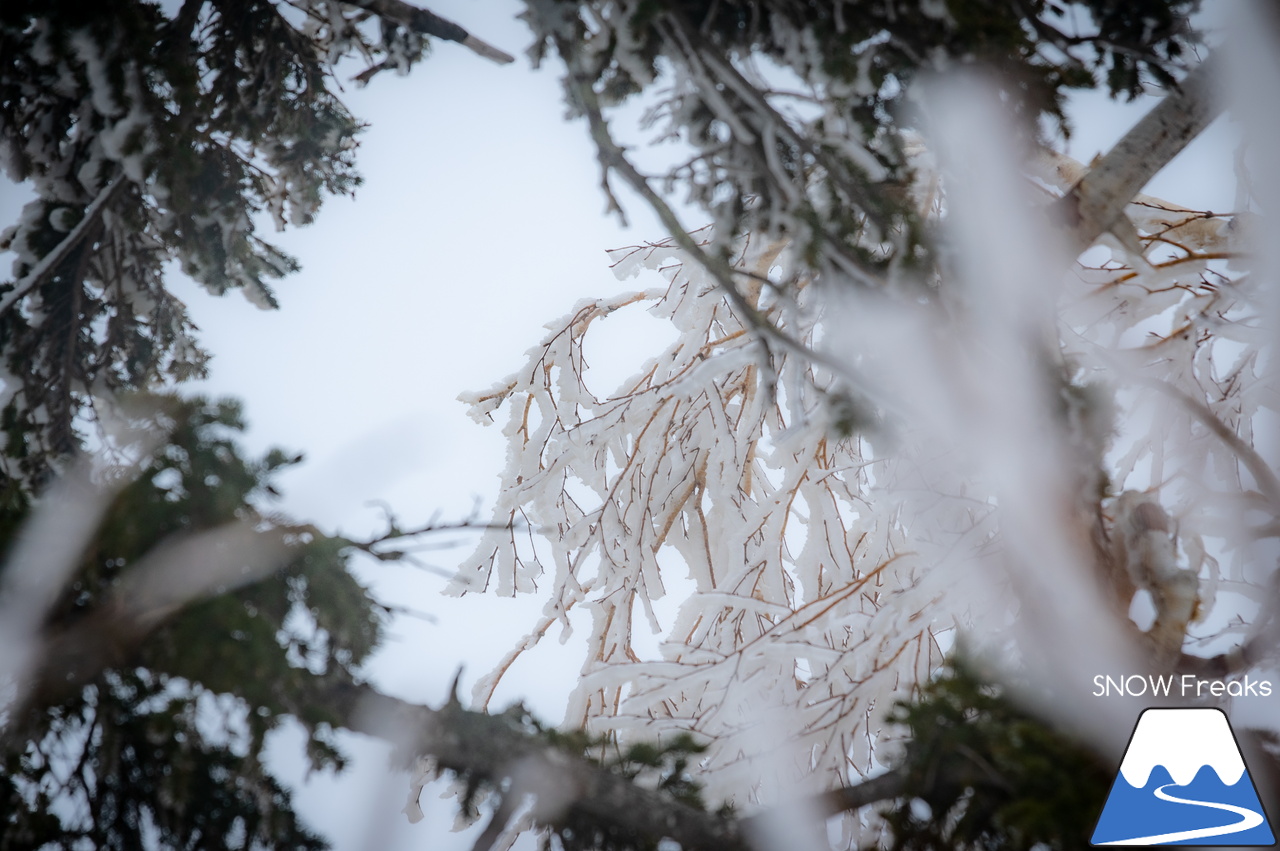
top-left (1093, 674), bottom-right (1272, 699)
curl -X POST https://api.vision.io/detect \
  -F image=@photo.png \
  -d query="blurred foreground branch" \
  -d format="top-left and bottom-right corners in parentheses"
top-left (1, 523), bottom-right (290, 753)
top-left (318, 684), bottom-right (755, 851)
top-left (0, 475), bottom-right (1092, 851)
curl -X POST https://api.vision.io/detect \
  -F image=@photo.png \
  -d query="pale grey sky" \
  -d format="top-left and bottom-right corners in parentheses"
top-left (170, 6), bottom-right (674, 847)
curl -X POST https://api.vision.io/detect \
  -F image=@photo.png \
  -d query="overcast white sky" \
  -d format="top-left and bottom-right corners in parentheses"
top-left (0, 4), bottom-right (1246, 848)
top-left (171, 5), bottom-right (679, 846)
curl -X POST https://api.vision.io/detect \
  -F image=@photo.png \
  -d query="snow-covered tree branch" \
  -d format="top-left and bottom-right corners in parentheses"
top-left (4, 1), bottom-right (1278, 849)
top-left (451, 5), bottom-right (1280, 845)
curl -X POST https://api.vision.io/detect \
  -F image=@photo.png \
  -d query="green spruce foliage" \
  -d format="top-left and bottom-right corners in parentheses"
top-left (0, 0), bottom-right (423, 486)
top-left (882, 660), bottom-right (1110, 851)
top-left (0, 397), bottom-right (382, 849)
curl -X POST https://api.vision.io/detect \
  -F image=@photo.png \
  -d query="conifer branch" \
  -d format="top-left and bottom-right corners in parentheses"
top-left (0, 177), bottom-right (127, 319)
top-left (263, 680), bottom-right (761, 851)
top-left (302, 682), bottom-right (937, 850)
top-left (0, 523), bottom-right (292, 751)
top-left (743, 770), bottom-right (908, 827)
top-left (3, 525), bottom-right (914, 851)
top-left (342, 0), bottom-right (515, 64)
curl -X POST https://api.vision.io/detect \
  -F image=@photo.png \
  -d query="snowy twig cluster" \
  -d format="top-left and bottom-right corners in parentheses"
top-left (457, 228), bottom-right (945, 816)
top-left (453, 129), bottom-right (1274, 841)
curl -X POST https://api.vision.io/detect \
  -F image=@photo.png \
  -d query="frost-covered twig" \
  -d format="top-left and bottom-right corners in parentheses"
top-left (1178, 563), bottom-right (1280, 678)
top-left (1140, 377), bottom-right (1280, 512)
top-left (455, 101), bottom-right (1270, 842)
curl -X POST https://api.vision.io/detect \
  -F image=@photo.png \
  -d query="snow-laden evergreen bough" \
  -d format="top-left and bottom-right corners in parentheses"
top-left (451, 140), bottom-right (1273, 843)
top-left (0, 0), bottom-right (505, 489)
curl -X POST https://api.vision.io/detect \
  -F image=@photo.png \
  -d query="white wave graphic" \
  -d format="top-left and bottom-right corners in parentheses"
top-left (1094, 782), bottom-right (1265, 846)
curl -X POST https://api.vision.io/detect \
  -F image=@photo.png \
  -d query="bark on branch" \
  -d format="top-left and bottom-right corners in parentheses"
top-left (1059, 53), bottom-right (1222, 256)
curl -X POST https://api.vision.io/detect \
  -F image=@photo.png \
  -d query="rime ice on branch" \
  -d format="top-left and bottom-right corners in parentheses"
top-left (455, 147), bottom-right (1271, 831)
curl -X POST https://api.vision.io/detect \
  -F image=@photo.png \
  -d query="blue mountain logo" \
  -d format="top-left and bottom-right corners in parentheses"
top-left (1091, 707), bottom-right (1274, 846)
